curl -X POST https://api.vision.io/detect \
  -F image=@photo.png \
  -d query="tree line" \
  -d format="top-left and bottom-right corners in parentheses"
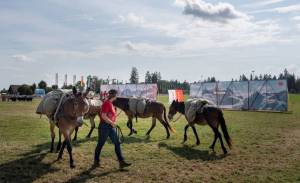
top-left (1, 67), bottom-right (300, 95)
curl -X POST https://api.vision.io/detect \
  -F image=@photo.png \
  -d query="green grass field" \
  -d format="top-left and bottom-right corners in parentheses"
top-left (1, 95), bottom-right (300, 183)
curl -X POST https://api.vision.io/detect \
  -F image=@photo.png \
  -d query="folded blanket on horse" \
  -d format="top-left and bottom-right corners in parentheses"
top-left (184, 98), bottom-right (211, 123)
top-left (84, 99), bottom-right (102, 119)
top-left (128, 97), bottom-right (147, 116)
top-left (36, 90), bottom-right (70, 121)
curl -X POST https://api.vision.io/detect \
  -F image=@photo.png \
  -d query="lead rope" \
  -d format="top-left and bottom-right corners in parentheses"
top-left (116, 110), bottom-right (122, 117)
top-left (53, 93), bottom-right (66, 122)
top-left (116, 125), bottom-right (124, 144)
top-left (82, 122), bottom-right (124, 144)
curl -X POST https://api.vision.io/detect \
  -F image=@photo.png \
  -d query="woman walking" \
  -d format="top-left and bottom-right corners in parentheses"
top-left (94, 89), bottom-right (131, 169)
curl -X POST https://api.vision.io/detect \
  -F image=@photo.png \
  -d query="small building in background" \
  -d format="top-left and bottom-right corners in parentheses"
top-left (8, 85), bottom-right (21, 95)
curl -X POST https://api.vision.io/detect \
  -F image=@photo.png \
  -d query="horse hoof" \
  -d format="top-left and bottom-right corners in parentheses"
top-left (57, 157), bottom-right (62, 161)
top-left (86, 136), bottom-right (91, 139)
top-left (223, 149), bottom-right (228, 155)
top-left (196, 141), bottom-right (200, 145)
top-left (70, 164), bottom-right (76, 168)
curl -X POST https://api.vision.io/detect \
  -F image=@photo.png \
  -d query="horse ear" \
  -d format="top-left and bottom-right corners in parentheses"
top-left (72, 87), bottom-right (77, 95)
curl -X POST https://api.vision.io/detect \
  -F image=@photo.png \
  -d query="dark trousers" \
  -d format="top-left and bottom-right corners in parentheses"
top-left (94, 122), bottom-right (124, 162)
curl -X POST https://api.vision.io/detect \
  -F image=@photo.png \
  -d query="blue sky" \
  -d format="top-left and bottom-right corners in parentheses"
top-left (1, 0), bottom-right (300, 88)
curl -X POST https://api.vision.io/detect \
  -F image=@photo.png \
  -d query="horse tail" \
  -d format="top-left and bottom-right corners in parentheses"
top-left (163, 106), bottom-right (176, 133)
top-left (218, 109), bottom-right (232, 149)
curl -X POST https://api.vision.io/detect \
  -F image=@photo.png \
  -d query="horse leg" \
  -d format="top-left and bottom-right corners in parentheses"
top-left (146, 117), bottom-right (156, 136)
top-left (157, 117), bottom-right (170, 139)
top-left (191, 125), bottom-right (200, 145)
top-left (56, 129), bottom-right (62, 153)
top-left (183, 124), bottom-right (189, 144)
top-left (66, 138), bottom-right (75, 168)
top-left (127, 118), bottom-right (134, 136)
top-left (86, 117), bottom-right (95, 138)
top-left (50, 122), bottom-right (55, 153)
top-left (57, 140), bottom-right (66, 160)
top-left (73, 126), bottom-right (78, 141)
top-left (212, 126), bottom-right (227, 154)
top-left (209, 132), bottom-right (218, 152)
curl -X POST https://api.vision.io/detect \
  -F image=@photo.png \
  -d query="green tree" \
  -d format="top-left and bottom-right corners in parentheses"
top-left (51, 85), bottom-right (58, 90)
top-left (129, 67), bottom-right (139, 84)
top-left (145, 71), bottom-right (152, 83)
top-left (30, 83), bottom-right (36, 93)
top-left (75, 81), bottom-right (85, 91)
top-left (1, 88), bottom-right (7, 93)
top-left (62, 84), bottom-right (73, 89)
top-left (38, 80), bottom-right (47, 89)
top-left (18, 85), bottom-right (34, 95)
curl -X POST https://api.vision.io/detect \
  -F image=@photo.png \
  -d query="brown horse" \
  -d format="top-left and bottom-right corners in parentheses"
top-left (168, 100), bottom-right (232, 154)
top-left (113, 97), bottom-right (175, 139)
top-left (73, 98), bottom-right (102, 140)
top-left (53, 88), bottom-right (90, 168)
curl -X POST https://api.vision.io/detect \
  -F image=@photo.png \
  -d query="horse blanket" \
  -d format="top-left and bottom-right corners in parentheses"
top-left (36, 90), bottom-right (70, 120)
top-left (128, 97), bottom-right (147, 116)
top-left (184, 98), bottom-right (211, 123)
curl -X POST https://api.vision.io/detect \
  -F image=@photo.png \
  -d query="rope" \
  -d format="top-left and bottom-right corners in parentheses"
top-left (82, 122), bottom-right (124, 144)
top-left (116, 110), bottom-right (122, 117)
top-left (116, 125), bottom-right (124, 144)
top-left (53, 93), bottom-right (66, 122)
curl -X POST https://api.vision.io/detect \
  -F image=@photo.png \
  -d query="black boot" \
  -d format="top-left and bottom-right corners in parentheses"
top-left (119, 160), bottom-right (131, 169)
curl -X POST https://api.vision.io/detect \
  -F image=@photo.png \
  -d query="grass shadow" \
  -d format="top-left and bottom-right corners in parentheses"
top-left (64, 166), bottom-right (129, 183)
top-left (72, 136), bottom-right (97, 147)
top-left (158, 142), bottom-right (227, 161)
top-left (0, 136), bottom-right (95, 183)
top-left (106, 135), bottom-right (162, 144)
top-left (0, 142), bottom-right (58, 183)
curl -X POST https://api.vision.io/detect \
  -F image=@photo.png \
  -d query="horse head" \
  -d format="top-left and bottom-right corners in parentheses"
top-left (168, 100), bottom-right (179, 121)
top-left (63, 87), bottom-right (90, 119)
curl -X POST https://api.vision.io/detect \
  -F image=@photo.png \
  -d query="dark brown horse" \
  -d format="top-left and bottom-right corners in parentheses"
top-left (113, 97), bottom-right (175, 139)
top-left (168, 100), bottom-right (232, 154)
top-left (55, 88), bottom-right (90, 168)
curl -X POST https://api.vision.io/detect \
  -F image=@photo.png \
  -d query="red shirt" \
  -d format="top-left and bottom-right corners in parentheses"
top-left (100, 100), bottom-right (116, 123)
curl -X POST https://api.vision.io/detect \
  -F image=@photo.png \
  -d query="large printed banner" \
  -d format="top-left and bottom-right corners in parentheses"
top-left (100, 84), bottom-right (158, 100)
top-left (190, 80), bottom-right (288, 112)
top-left (168, 89), bottom-right (184, 104)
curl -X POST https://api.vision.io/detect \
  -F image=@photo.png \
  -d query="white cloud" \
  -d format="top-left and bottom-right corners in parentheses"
top-left (117, 11), bottom-right (282, 53)
top-left (249, 3), bottom-right (300, 14)
top-left (11, 55), bottom-right (33, 62)
top-left (179, 0), bottom-right (249, 23)
top-left (292, 16), bottom-right (300, 21)
top-left (118, 13), bottom-right (145, 25)
top-left (286, 64), bottom-right (300, 75)
top-left (65, 14), bottom-right (95, 22)
top-left (243, 0), bottom-right (284, 8)
top-left (124, 41), bottom-right (138, 51)
top-left (274, 4), bottom-right (300, 13)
